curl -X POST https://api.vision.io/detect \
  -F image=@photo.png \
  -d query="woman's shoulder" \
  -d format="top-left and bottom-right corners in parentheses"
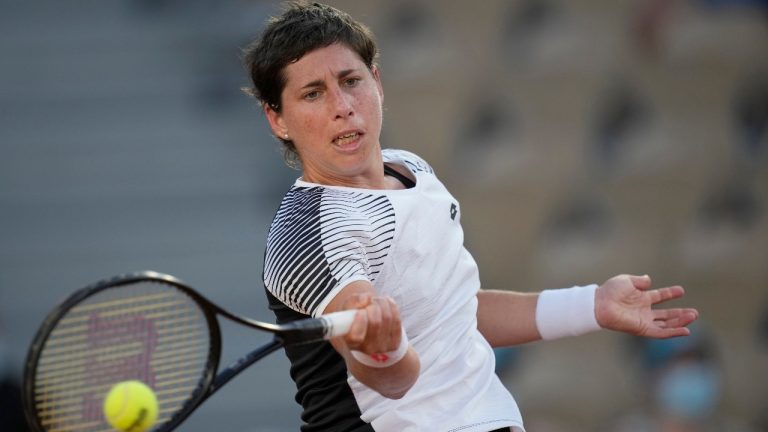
top-left (382, 148), bottom-right (434, 175)
top-left (271, 184), bottom-right (386, 231)
top-left (267, 185), bottom-right (325, 232)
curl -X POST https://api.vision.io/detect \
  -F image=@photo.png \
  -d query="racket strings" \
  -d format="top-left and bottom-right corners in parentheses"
top-left (32, 281), bottom-right (213, 432)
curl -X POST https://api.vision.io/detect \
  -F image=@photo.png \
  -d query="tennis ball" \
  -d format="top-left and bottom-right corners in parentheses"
top-left (103, 380), bottom-right (159, 432)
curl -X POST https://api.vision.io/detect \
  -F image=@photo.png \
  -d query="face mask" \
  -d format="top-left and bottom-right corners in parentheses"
top-left (655, 362), bottom-right (720, 420)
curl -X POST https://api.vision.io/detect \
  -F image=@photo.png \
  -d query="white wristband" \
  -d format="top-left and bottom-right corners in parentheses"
top-left (350, 327), bottom-right (409, 368)
top-left (535, 284), bottom-right (601, 340)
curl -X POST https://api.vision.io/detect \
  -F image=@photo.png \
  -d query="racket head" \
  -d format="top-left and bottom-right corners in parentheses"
top-left (23, 271), bottom-right (221, 432)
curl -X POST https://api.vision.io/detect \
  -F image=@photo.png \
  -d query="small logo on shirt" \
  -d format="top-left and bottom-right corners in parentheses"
top-left (450, 203), bottom-right (458, 220)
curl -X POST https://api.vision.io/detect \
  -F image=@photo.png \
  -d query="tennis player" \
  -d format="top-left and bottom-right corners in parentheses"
top-left (242, 2), bottom-right (699, 431)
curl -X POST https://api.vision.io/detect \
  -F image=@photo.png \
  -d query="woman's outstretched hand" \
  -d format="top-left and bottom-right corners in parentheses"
top-left (595, 274), bottom-right (699, 338)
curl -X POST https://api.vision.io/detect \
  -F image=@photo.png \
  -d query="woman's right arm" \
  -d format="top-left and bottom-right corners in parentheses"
top-left (324, 280), bottom-right (420, 399)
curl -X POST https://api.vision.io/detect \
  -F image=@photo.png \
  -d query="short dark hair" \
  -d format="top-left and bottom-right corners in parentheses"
top-left (242, 2), bottom-right (379, 163)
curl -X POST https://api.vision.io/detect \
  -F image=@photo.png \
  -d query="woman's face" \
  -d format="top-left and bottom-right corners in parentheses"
top-left (265, 43), bottom-right (384, 185)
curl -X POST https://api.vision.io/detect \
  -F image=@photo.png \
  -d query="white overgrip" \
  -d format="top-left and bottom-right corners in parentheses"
top-left (321, 309), bottom-right (358, 339)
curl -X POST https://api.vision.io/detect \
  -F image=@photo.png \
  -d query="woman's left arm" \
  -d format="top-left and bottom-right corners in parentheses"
top-left (476, 290), bottom-right (541, 347)
top-left (477, 274), bottom-right (699, 348)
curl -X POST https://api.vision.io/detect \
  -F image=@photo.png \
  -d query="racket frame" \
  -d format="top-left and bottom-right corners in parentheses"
top-left (22, 271), bottom-right (280, 432)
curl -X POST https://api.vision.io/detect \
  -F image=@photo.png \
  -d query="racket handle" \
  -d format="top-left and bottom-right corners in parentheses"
top-left (320, 310), bottom-right (358, 339)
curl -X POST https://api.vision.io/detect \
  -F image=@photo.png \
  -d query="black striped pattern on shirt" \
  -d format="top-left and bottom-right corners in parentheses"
top-left (264, 186), bottom-right (396, 316)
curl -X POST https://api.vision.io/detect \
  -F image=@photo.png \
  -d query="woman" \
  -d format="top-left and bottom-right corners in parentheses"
top-left (242, 3), bottom-right (698, 431)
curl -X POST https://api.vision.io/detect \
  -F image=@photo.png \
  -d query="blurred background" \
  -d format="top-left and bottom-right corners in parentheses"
top-left (1, 0), bottom-right (766, 431)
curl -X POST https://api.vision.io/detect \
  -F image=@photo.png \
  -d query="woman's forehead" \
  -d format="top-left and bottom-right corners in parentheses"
top-left (283, 43), bottom-right (365, 87)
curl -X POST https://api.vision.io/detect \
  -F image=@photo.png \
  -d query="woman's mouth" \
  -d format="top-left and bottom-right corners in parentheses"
top-left (332, 132), bottom-right (364, 152)
top-left (333, 132), bottom-right (360, 146)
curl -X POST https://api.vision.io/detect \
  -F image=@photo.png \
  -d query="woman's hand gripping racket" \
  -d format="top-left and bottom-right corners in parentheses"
top-left (22, 271), bottom-right (356, 432)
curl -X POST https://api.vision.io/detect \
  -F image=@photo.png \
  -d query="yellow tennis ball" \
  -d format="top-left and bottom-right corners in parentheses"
top-left (103, 380), bottom-right (159, 432)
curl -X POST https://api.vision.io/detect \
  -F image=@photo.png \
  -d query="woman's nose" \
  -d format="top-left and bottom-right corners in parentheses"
top-left (330, 86), bottom-right (354, 119)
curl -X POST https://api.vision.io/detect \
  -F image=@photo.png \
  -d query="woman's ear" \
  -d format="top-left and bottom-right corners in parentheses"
top-left (372, 65), bottom-right (384, 102)
top-left (264, 103), bottom-right (288, 139)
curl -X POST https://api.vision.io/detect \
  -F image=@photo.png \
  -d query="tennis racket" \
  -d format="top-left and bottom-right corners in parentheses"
top-left (22, 270), bottom-right (356, 432)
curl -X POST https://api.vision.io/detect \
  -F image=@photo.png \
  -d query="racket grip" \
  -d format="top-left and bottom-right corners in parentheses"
top-left (320, 310), bottom-right (358, 339)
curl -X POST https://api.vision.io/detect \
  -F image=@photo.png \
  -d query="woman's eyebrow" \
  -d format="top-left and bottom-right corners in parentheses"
top-left (299, 69), bottom-right (359, 90)
top-left (337, 68), bottom-right (357, 79)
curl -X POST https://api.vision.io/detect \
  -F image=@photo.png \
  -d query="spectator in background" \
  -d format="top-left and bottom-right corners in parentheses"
top-left (608, 323), bottom-right (754, 432)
